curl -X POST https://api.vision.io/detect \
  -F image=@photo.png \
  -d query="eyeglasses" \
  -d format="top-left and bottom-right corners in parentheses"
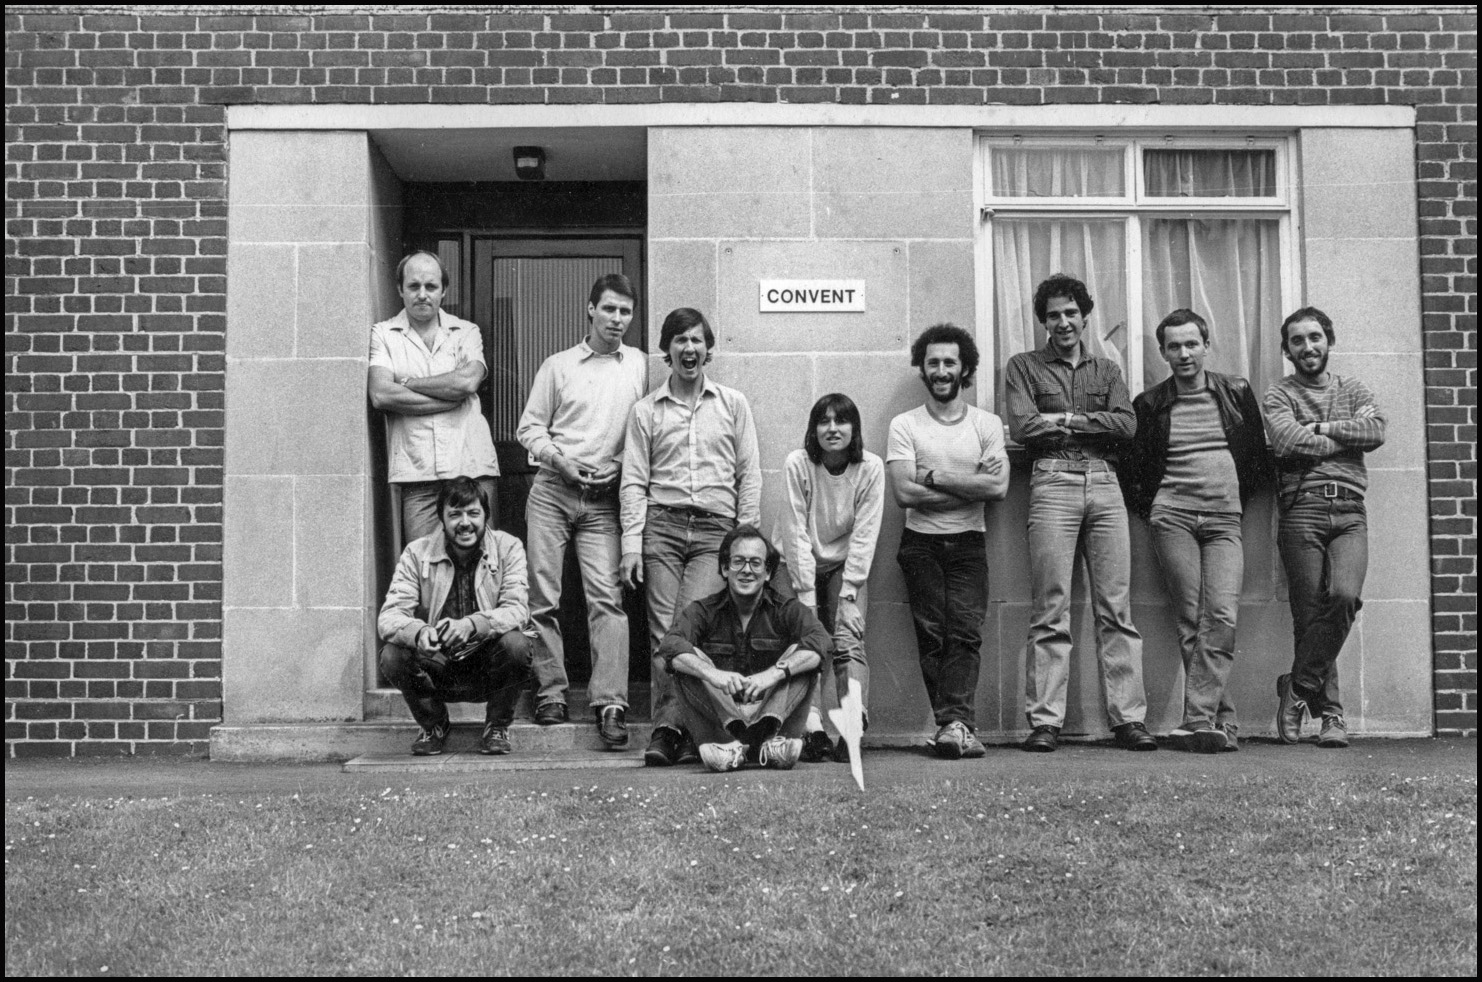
top-left (726, 557), bottom-right (767, 572)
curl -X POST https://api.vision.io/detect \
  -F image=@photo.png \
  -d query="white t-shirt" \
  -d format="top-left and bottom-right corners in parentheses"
top-left (886, 405), bottom-right (1007, 534)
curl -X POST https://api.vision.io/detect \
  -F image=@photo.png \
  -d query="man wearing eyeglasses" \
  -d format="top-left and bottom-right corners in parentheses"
top-left (657, 524), bottom-right (832, 772)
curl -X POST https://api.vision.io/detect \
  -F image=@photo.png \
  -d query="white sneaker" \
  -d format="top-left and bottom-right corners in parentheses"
top-left (759, 736), bottom-right (803, 770)
top-left (698, 740), bottom-right (747, 772)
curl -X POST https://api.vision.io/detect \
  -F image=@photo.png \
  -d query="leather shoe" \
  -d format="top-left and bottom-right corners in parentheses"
top-left (1275, 673), bottom-right (1309, 744)
top-left (675, 731), bottom-right (700, 766)
top-left (1021, 724), bottom-right (1059, 753)
top-left (1113, 721), bottom-right (1158, 751)
top-left (534, 701), bottom-right (568, 726)
top-left (597, 705), bottom-right (628, 748)
top-left (801, 730), bottom-right (834, 763)
top-left (644, 727), bottom-right (682, 767)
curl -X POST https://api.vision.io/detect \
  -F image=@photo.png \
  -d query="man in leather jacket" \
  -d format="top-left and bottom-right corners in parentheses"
top-left (1121, 309), bottom-right (1272, 753)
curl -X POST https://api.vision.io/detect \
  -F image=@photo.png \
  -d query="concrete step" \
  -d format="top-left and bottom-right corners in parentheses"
top-left (364, 686), bottom-right (655, 722)
top-left (212, 720), bottom-right (654, 763)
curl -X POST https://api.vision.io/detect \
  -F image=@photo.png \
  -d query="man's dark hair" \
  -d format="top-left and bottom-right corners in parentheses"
top-left (395, 250), bottom-right (450, 290)
top-left (588, 273), bottom-right (638, 310)
top-left (909, 323), bottom-right (979, 384)
top-left (1279, 306), bottom-right (1335, 350)
top-left (1155, 308), bottom-right (1210, 348)
top-left (659, 307), bottom-right (715, 365)
top-left (1033, 273), bottom-right (1095, 323)
top-left (436, 476), bottom-right (489, 521)
top-left (717, 523), bottom-right (780, 579)
top-left (803, 392), bottom-right (865, 466)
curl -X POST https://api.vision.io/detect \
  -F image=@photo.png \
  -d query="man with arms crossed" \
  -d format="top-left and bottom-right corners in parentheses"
top-left (887, 323), bottom-right (1009, 760)
top-left (368, 251), bottom-right (500, 543)
top-left (1122, 309), bottom-right (1271, 753)
top-left (621, 308), bottom-right (762, 767)
top-left (1006, 273), bottom-right (1155, 753)
top-left (517, 274), bottom-right (647, 745)
top-left (659, 525), bottom-right (832, 772)
top-left (378, 477), bottom-right (532, 756)
top-left (1264, 306), bottom-right (1385, 749)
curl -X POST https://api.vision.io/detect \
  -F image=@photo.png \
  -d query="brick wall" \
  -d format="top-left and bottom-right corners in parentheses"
top-left (5, 6), bottom-right (1476, 754)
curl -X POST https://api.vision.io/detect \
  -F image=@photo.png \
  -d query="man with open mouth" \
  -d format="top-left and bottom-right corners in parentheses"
top-left (620, 308), bottom-right (763, 767)
top-left (1263, 306), bottom-right (1386, 749)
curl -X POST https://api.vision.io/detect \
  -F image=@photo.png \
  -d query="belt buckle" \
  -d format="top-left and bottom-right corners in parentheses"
top-left (1320, 482), bottom-right (1339, 499)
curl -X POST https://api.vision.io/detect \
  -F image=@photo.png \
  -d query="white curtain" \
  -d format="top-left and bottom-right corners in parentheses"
top-left (1141, 218), bottom-right (1282, 395)
top-left (1143, 149), bottom-right (1276, 198)
top-left (993, 218), bottom-right (1128, 386)
top-left (992, 147), bottom-right (1124, 198)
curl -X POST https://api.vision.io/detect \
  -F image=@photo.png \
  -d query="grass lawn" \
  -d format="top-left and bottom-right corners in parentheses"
top-left (5, 763), bottom-right (1476, 976)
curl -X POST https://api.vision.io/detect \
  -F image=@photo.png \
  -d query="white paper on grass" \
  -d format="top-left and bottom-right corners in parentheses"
top-left (827, 678), bottom-right (866, 792)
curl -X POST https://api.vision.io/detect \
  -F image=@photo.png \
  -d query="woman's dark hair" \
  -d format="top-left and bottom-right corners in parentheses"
top-left (803, 392), bottom-right (865, 466)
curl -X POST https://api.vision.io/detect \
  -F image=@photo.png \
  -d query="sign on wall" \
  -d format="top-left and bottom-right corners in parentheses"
top-left (758, 279), bottom-right (866, 313)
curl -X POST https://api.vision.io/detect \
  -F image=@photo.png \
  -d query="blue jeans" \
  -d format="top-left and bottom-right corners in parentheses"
top-left (676, 669), bottom-right (818, 746)
top-left (525, 473), bottom-right (629, 710)
top-left (1023, 462), bottom-right (1146, 729)
top-left (400, 477), bottom-right (499, 544)
top-left (1148, 504), bottom-right (1242, 731)
top-left (379, 631), bottom-right (531, 729)
top-left (643, 507), bottom-right (732, 731)
top-left (897, 528), bottom-right (988, 729)
top-left (1277, 495), bottom-right (1368, 715)
top-left (773, 562), bottom-right (872, 729)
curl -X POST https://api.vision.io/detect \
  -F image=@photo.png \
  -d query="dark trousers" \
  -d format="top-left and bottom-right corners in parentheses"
top-left (379, 630), bottom-right (532, 729)
top-left (897, 528), bottom-right (988, 728)
top-left (675, 671), bottom-right (818, 747)
top-left (1278, 496), bottom-right (1368, 716)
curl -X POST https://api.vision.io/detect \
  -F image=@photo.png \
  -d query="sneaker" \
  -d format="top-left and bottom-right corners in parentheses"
top-left (675, 731), bottom-right (701, 766)
top-left (830, 736), bottom-right (853, 763)
top-left (1113, 721), bottom-right (1158, 751)
top-left (698, 740), bottom-right (747, 773)
top-left (597, 705), bottom-right (628, 748)
top-left (1318, 714), bottom-right (1350, 748)
top-left (933, 720), bottom-right (970, 760)
top-left (1021, 725), bottom-right (1059, 753)
top-left (1217, 722), bottom-right (1240, 753)
top-left (534, 701), bottom-right (568, 726)
top-left (478, 724), bottom-right (511, 755)
top-left (759, 736), bottom-right (803, 770)
top-left (644, 727), bottom-right (682, 767)
top-left (411, 721), bottom-right (449, 756)
top-left (1275, 674), bottom-right (1309, 744)
top-left (800, 729), bottom-right (833, 763)
top-left (960, 728), bottom-right (987, 758)
top-left (1169, 721), bottom-right (1226, 755)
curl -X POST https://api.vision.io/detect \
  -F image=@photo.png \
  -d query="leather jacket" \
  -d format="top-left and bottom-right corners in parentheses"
top-left (1120, 371), bottom-right (1274, 519)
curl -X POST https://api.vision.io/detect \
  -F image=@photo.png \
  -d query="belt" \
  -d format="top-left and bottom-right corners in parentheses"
top-left (651, 503), bottom-right (726, 520)
top-left (1034, 458), bottom-right (1115, 474)
top-left (1296, 482), bottom-right (1364, 502)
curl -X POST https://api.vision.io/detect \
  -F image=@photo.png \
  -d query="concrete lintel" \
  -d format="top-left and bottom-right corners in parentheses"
top-left (228, 103), bottom-right (1416, 133)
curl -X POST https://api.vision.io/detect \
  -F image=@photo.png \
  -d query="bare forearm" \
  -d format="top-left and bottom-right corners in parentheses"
top-left (931, 469), bottom-right (1007, 502)
top-left (403, 370), bottom-right (479, 402)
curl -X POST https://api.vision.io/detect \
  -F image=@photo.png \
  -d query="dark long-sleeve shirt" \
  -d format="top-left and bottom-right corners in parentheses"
top-left (656, 585), bottom-right (832, 675)
top-left (1005, 343), bottom-right (1136, 459)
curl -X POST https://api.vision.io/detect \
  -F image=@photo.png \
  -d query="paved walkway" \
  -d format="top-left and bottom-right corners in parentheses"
top-left (5, 737), bottom-right (1474, 800)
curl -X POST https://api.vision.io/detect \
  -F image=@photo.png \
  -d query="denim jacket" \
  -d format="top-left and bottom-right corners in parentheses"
top-left (377, 528), bottom-right (530, 648)
top-left (1121, 371), bottom-right (1274, 520)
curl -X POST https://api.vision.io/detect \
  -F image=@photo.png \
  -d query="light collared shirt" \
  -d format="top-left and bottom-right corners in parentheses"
top-left (620, 375), bottom-right (761, 554)
top-left (368, 309), bottom-right (500, 483)
top-left (516, 340), bottom-right (647, 473)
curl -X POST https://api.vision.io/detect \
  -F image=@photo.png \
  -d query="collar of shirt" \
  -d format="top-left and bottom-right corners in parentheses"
top-left (426, 530), bottom-right (496, 571)
top-left (577, 339), bottom-right (627, 362)
top-left (1037, 339), bottom-right (1087, 367)
top-left (656, 375), bottom-right (720, 404)
top-left (386, 308), bottom-right (467, 335)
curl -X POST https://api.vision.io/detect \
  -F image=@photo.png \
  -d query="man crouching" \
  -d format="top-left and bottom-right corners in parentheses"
top-left (658, 524), bottom-right (832, 772)
top-left (378, 476), bottom-right (533, 756)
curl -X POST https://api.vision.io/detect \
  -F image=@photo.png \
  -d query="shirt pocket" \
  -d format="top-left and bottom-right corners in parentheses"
top-left (1030, 380), bottom-right (1066, 413)
top-left (1078, 383), bottom-right (1111, 414)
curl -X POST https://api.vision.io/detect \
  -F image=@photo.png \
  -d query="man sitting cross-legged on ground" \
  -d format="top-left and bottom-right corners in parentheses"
top-left (657, 524), bottom-right (833, 772)
top-left (378, 477), bottom-right (534, 757)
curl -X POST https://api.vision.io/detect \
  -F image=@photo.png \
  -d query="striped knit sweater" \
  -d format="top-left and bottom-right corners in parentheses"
top-left (1262, 373), bottom-right (1386, 497)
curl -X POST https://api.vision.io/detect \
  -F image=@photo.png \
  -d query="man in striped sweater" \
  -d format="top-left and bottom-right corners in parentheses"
top-left (1263, 306), bottom-right (1386, 749)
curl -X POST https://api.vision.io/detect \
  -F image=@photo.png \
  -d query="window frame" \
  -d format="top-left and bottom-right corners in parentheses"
top-left (974, 131), bottom-right (1301, 409)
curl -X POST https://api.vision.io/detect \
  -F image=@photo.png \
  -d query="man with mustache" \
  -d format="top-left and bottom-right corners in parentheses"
top-left (1005, 273), bottom-right (1154, 754)
top-left (1264, 306), bottom-right (1386, 749)
top-left (1121, 309), bottom-right (1272, 753)
top-left (517, 274), bottom-right (647, 745)
top-left (377, 477), bottom-right (532, 757)
top-left (886, 323), bottom-right (1009, 759)
top-left (620, 308), bottom-right (762, 767)
top-left (658, 525), bottom-right (832, 772)
top-left (368, 251), bottom-right (500, 544)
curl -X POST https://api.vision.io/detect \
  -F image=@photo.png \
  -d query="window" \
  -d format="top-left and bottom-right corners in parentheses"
top-left (977, 135), bottom-right (1297, 406)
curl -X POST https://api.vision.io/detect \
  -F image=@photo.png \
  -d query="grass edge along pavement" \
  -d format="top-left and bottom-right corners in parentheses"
top-left (5, 748), bottom-right (1477, 977)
